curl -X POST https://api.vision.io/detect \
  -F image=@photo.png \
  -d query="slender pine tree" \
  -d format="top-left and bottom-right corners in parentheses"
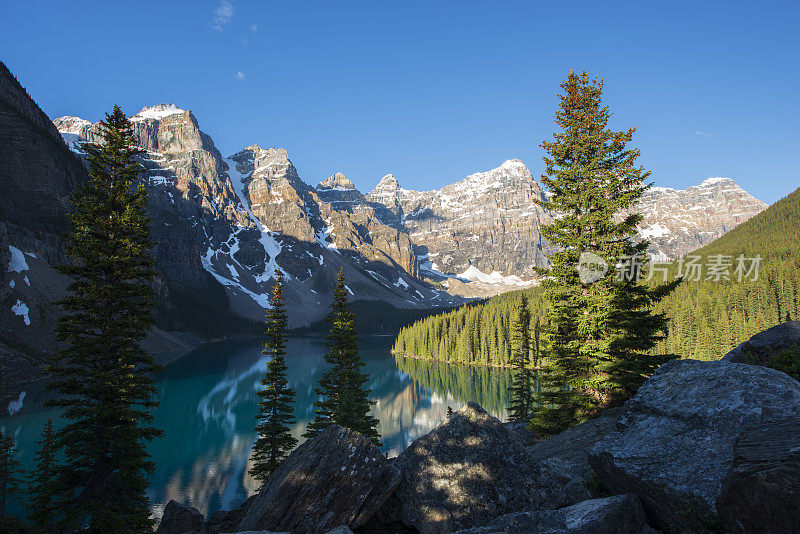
top-left (0, 429), bottom-right (22, 518)
top-left (46, 105), bottom-right (162, 532)
top-left (530, 72), bottom-right (677, 437)
top-left (508, 295), bottom-right (532, 422)
top-left (250, 272), bottom-right (298, 485)
top-left (532, 318), bottom-right (542, 398)
top-left (305, 268), bottom-right (381, 445)
top-left (28, 418), bottom-right (58, 528)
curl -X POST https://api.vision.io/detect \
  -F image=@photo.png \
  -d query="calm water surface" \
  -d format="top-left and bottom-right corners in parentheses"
top-left (1, 336), bottom-right (511, 519)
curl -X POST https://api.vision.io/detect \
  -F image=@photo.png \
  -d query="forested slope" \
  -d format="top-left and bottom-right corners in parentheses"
top-left (394, 187), bottom-right (800, 363)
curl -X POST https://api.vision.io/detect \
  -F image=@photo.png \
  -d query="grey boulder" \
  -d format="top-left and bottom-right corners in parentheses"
top-left (721, 320), bottom-right (800, 365)
top-left (237, 425), bottom-right (400, 534)
top-left (716, 419), bottom-right (800, 534)
top-left (453, 494), bottom-right (652, 534)
top-left (205, 495), bottom-right (255, 533)
top-left (156, 500), bottom-right (205, 534)
top-left (391, 402), bottom-right (590, 533)
top-left (526, 406), bottom-right (624, 480)
top-left (588, 358), bottom-right (800, 532)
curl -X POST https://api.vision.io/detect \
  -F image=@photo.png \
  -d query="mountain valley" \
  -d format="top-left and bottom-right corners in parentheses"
top-left (0, 61), bottom-right (768, 357)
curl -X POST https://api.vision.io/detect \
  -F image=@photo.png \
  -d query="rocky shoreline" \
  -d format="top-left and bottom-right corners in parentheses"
top-left (158, 324), bottom-right (800, 534)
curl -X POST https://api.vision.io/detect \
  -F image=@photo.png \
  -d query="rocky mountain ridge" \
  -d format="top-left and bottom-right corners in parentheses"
top-left (49, 102), bottom-right (769, 318)
top-left (52, 105), bottom-right (455, 328)
top-left (1, 56), bottom-right (769, 350)
top-left (630, 176), bottom-right (767, 261)
top-left (366, 163), bottom-right (767, 297)
top-left (367, 159), bottom-right (554, 297)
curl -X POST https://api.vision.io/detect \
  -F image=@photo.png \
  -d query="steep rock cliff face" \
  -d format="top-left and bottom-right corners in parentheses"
top-left (314, 173), bottom-right (419, 279)
top-left (55, 104), bottom-right (249, 291)
top-left (55, 112), bottom-right (456, 327)
top-left (367, 160), bottom-right (552, 283)
top-left (0, 62), bottom-right (88, 352)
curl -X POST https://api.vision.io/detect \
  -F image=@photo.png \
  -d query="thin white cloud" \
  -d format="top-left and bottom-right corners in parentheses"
top-left (235, 71), bottom-right (246, 81)
top-left (211, 0), bottom-right (235, 32)
top-left (695, 130), bottom-right (713, 137)
top-left (251, 23), bottom-right (258, 31)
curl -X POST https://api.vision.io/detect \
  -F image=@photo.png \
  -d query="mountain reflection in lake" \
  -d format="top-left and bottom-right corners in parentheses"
top-left (0, 336), bottom-right (511, 519)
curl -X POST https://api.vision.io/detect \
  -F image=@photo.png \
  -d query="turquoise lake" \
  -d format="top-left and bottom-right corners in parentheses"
top-left (0, 336), bottom-right (512, 520)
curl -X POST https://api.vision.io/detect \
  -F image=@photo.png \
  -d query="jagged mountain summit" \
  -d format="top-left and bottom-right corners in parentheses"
top-left (47, 101), bottom-right (768, 320)
top-left (367, 164), bottom-right (767, 296)
top-left (53, 106), bottom-right (458, 326)
top-left (0, 55), bottom-right (770, 367)
top-left (631, 177), bottom-right (767, 261)
top-left (367, 159), bottom-right (553, 297)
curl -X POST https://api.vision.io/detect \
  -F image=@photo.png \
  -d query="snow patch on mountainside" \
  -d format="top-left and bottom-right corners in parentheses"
top-left (315, 219), bottom-right (339, 252)
top-left (201, 246), bottom-right (272, 308)
top-left (7, 246), bottom-right (29, 273)
top-left (639, 223), bottom-right (670, 239)
top-left (224, 157), bottom-right (282, 282)
top-left (458, 265), bottom-right (534, 287)
top-left (60, 133), bottom-right (87, 155)
top-left (699, 177), bottom-right (734, 186)
top-left (418, 254), bottom-right (458, 280)
top-left (11, 300), bottom-right (30, 326)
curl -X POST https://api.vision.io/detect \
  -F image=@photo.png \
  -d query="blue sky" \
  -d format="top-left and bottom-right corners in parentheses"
top-left (2, 1), bottom-right (798, 203)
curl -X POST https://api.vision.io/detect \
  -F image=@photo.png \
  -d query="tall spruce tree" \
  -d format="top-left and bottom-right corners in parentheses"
top-left (508, 295), bottom-right (532, 422)
top-left (0, 429), bottom-right (22, 518)
top-left (46, 105), bottom-right (162, 532)
top-left (305, 268), bottom-right (380, 445)
top-left (530, 72), bottom-right (676, 436)
top-left (250, 272), bottom-right (297, 485)
top-left (28, 418), bottom-right (58, 528)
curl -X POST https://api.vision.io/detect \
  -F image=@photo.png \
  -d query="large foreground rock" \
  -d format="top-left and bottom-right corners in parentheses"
top-left (391, 403), bottom-right (590, 533)
top-left (716, 419), bottom-right (800, 534)
top-left (526, 407), bottom-right (624, 480)
top-left (588, 359), bottom-right (800, 532)
top-left (156, 500), bottom-right (204, 534)
top-left (237, 425), bottom-right (400, 534)
top-left (205, 495), bottom-right (255, 533)
top-left (453, 494), bottom-right (651, 534)
top-left (722, 320), bottom-right (800, 365)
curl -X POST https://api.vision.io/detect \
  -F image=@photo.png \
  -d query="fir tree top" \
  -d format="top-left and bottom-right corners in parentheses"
top-left (538, 70), bottom-right (650, 259)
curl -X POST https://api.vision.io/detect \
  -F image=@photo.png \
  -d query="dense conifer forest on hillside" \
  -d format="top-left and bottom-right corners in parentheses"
top-left (394, 187), bottom-right (800, 364)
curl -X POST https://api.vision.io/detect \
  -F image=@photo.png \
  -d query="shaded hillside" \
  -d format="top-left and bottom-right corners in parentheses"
top-left (651, 186), bottom-right (800, 359)
top-left (0, 62), bottom-right (260, 350)
top-left (0, 61), bottom-right (88, 355)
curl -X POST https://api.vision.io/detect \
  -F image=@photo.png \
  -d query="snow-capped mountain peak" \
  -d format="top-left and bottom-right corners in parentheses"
top-left (499, 158), bottom-right (527, 170)
top-left (699, 177), bottom-right (734, 186)
top-left (131, 103), bottom-right (186, 121)
top-left (377, 173), bottom-right (399, 187)
top-left (630, 177), bottom-right (767, 260)
top-left (318, 172), bottom-right (356, 191)
top-left (52, 115), bottom-right (91, 134)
